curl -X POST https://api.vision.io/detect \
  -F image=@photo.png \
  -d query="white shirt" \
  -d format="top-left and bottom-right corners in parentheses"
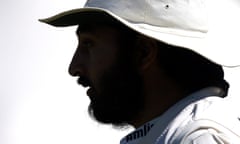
top-left (120, 87), bottom-right (240, 144)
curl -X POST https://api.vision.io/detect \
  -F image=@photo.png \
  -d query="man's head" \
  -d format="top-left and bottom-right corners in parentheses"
top-left (68, 21), bottom-right (229, 127)
top-left (68, 23), bottom-right (145, 126)
top-left (40, 0), bottom-right (239, 127)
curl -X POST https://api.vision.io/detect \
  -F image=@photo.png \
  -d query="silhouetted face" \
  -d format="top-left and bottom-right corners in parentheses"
top-left (69, 24), bottom-right (144, 126)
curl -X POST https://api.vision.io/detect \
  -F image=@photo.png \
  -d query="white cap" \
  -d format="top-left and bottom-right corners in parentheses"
top-left (40, 0), bottom-right (240, 67)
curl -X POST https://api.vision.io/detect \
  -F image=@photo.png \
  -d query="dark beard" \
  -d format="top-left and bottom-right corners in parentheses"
top-left (88, 49), bottom-right (144, 127)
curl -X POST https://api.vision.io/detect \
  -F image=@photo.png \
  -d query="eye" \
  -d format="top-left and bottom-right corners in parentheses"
top-left (82, 39), bottom-right (94, 48)
top-left (78, 38), bottom-right (94, 54)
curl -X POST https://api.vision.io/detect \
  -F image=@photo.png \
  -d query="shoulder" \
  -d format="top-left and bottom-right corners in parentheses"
top-left (164, 120), bottom-right (240, 144)
top-left (182, 128), bottom-right (228, 144)
top-left (170, 97), bottom-right (240, 144)
top-left (156, 96), bottom-right (240, 144)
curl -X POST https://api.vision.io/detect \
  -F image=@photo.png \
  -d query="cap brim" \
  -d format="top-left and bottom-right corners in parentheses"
top-left (39, 8), bottom-right (121, 27)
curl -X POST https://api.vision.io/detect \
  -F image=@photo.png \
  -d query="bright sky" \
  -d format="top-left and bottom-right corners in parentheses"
top-left (1, 0), bottom-right (240, 144)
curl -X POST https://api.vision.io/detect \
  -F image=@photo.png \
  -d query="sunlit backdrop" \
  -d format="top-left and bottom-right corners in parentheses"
top-left (1, 0), bottom-right (239, 144)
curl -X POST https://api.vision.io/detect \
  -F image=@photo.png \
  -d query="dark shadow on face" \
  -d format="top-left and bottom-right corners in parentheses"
top-left (87, 37), bottom-right (145, 127)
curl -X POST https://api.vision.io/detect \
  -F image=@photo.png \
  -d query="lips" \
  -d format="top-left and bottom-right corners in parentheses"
top-left (77, 77), bottom-right (97, 98)
top-left (77, 77), bottom-right (90, 88)
top-left (87, 87), bottom-right (94, 96)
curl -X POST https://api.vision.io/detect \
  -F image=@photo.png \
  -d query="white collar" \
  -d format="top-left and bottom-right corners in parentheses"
top-left (120, 87), bottom-right (225, 144)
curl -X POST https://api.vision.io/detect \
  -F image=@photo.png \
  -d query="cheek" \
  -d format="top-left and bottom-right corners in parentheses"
top-left (87, 54), bottom-right (113, 90)
top-left (88, 47), bottom-right (118, 83)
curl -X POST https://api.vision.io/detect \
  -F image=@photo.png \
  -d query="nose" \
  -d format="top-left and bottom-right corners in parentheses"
top-left (68, 51), bottom-right (84, 77)
top-left (68, 61), bottom-right (82, 77)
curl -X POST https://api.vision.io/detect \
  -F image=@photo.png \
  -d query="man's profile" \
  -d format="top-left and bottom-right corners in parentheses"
top-left (40, 0), bottom-right (240, 143)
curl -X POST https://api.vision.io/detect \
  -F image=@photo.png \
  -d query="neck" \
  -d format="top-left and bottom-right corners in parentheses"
top-left (130, 66), bottom-right (184, 128)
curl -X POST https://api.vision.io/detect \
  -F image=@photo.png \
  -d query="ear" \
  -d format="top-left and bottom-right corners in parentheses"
top-left (135, 35), bottom-right (159, 71)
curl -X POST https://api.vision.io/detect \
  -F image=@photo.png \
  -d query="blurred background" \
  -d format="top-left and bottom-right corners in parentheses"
top-left (0, 0), bottom-right (239, 144)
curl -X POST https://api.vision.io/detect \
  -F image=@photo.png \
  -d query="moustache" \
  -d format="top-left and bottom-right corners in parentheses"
top-left (77, 76), bottom-right (92, 88)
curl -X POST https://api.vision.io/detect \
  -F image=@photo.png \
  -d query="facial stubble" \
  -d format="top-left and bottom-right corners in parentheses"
top-left (88, 46), bottom-right (145, 127)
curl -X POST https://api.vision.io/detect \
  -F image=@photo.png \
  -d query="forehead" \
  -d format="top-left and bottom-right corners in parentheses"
top-left (76, 24), bottom-right (100, 35)
top-left (75, 23), bottom-right (138, 48)
top-left (77, 24), bottom-right (111, 36)
top-left (75, 20), bottom-right (132, 36)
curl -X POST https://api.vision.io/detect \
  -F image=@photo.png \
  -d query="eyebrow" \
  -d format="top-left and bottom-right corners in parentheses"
top-left (76, 25), bottom-right (96, 36)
